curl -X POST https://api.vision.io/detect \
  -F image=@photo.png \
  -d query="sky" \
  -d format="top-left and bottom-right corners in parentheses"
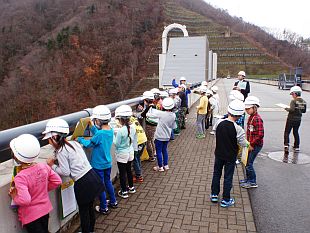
top-left (204, 0), bottom-right (310, 38)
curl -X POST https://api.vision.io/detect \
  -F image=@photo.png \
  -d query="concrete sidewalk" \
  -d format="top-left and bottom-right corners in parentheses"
top-left (77, 80), bottom-right (256, 233)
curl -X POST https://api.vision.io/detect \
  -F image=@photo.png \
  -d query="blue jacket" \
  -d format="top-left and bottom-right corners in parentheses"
top-left (172, 79), bottom-right (191, 106)
top-left (78, 126), bottom-right (114, 170)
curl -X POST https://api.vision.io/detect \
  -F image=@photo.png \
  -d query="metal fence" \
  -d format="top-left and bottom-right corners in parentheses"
top-left (0, 97), bottom-right (142, 162)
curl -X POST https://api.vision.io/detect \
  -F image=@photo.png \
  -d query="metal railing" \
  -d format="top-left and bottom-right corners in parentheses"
top-left (0, 97), bottom-right (142, 162)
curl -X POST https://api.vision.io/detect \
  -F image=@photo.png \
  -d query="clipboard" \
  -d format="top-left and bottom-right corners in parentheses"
top-left (276, 103), bottom-right (289, 109)
top-left (241, 147), bottom-right (249, 165)
top-left (59, 179), bottom-right (77, 219)
top-left (71, 117), bottom-right (92, 140)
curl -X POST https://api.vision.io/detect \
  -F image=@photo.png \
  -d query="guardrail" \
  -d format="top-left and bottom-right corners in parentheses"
top-left (0, 97), bottom-right (142, 163)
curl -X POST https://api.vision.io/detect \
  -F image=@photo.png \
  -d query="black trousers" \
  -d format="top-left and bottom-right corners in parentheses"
top-left (117, 161), bottom-right (133, 192)
top-left (284, 120), bottom-right (301, 148)
top-left (78, 201), bottom-right (95, 233)
top-left (24, 214), bottom-right (49, 233)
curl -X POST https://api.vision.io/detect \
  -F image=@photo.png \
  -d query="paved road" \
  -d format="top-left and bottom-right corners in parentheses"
top-left (223, 79), bottom-right (310, 233)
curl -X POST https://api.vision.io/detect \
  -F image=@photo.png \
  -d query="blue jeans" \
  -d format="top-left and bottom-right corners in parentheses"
top-left (133, 143), bottom-right (145, 177)
top-left (245, 146), bottom-right (262, 183)
top-left (211, 157), bottom-right (235, 201)
top-left (93, 167), bottom-right (117, 209)
top-left (154, 139), bottom-right (169, 167)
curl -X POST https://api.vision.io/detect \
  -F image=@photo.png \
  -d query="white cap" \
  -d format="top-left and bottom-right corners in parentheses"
top-left (180, 77), bottom-right (186, 81)
top-left (290, 86), bottom-right (302, 94)
top-left (42, 118), bottom-right (69, 140)
top-left (211, 86), bottom-right (218, 92)
top-left (91, 105), bottom-right (111, 120)
top-left (115, 105), bottom-right (133, 118)
top-left (229, 90), bottom-right (244, 102)
top-left (244, 96), bottom-right (260, 108)
top-left (10, 134), bottom-right (40, 163)
top-left (238, 71), bottom-right (246, 77)
top-left (227, 100), bottom-right (245, 116)
top-left (142, 91), bottom-right (154, 100)
top-left (162, 97), bottom-right (175, 110)
top-left (169, 88), bottom-right (179, 95)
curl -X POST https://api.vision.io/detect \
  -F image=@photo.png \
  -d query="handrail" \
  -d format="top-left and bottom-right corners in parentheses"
top-left (0, 96), bottom-right (142, 162)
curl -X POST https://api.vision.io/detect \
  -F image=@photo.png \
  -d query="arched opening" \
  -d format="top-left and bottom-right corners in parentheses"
top-left (162, 23), bottom-right (188, 54)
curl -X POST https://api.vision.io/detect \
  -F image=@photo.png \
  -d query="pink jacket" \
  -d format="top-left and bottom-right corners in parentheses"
top-left (13, 163), bottom-right (62, 225)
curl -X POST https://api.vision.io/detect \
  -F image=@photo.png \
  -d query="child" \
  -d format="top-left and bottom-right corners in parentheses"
top-left (169, 88), bottom-right (181, 136)
top-left (141, 91), bottom-right (157, 162)
top-left (147, 97), bottom-right (176, 171)
top-left (114, 105), bottom-right (136, 198)
top-left (43, 118), bottom-right (104, 233)
top-left (284, 86), bottom-right (307, 152)
top-left (209, 89), bottom-right (220, 135)
top-left (210, 100), bottom-right (248, 208)
top-left (9, 134), bottom-right (62, 232)
top-left (196, 86), bottom-right (208, 139)
top-left (130, 116), bottom-right (147, 182)
top-left (77, 105), bottom-right (118, 214)
top-left (240, 96), bottom-right (264, 189)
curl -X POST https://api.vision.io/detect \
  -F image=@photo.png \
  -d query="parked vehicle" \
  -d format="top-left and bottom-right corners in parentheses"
top-left (278, 67), bottom-right (302, 90)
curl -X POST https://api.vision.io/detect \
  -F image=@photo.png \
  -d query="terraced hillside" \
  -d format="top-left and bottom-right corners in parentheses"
top-left (126, 0), bottom-right (290, 98)
top-left (163, 1), bottom-right (288, 78)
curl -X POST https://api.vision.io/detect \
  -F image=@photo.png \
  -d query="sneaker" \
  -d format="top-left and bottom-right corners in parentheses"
top-left (220, 198), bottom-right (235, 208)
top-left (106, 200), bottom-right (118, 209)
top-left (209, 131), bottom-right (215, 135)
top-left (137, 176), bottom-right (144, 182)
top-left (118, 190), bottom-right (129, 199)
top-left (235, 160), bottom-right (241, 165)
top-left (153, 166), bottom-right (164, 172)
top-left (293, 147), bottom-right (300, 152)
top-left (174, 133), bottom-right (180, 136)
top-left (164, 165), bottom-right (169, 170)
top-left (95, 205), bottom-right (109, 215)
top-left (240, 182), bottom-right (258, 189)
top-left (284, 145), bottom-right (289, 152)
top-left (128, 186), bottom-right (136, 194)
top-left (196, 134), bottom-right (204, 139)
top-left (239, 179), bottom-right (248, 184)
top-left (210, 194), bottom-right (218, 203)
top-left (148, 157), bottom-right (156, 162)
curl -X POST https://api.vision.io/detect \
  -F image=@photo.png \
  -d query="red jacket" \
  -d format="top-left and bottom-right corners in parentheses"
top-left (246, 112), bottom-right (264, 147)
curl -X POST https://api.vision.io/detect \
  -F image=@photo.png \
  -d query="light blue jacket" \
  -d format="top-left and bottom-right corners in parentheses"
top-left (78, 126), bottom-right (113, 170)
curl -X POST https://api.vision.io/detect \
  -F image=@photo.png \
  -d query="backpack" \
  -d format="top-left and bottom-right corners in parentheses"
top-left (296, 99), bottom-right (307, 113)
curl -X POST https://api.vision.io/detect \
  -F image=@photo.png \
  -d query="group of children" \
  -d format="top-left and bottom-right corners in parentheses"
top-left (8, 88), bottom-right (178, 232)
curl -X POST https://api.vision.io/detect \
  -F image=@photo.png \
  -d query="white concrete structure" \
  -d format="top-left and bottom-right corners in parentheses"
top-left (212, 53), bottom-right (218, 80)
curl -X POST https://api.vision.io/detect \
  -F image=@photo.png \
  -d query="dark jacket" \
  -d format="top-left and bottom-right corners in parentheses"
top-left (234, 80), bottom-right (250, 99)
top-left (286, 97), bottom-right (306, 122)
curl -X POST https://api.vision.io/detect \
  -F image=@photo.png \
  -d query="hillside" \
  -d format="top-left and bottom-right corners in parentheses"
top-left (0, 0), bottom-right (309, 130)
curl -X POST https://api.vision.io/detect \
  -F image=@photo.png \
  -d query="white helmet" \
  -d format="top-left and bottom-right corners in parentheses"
top-left (211, 86), bottom-right (218, 93)
top-left (238, 71), bottom-right (246, 77)
top-left (290, 86), bottom-right (302, 94)
top-left (180, 77), bottom-right (186, 81)
top-left (169, 88), bottom-right (178, 95)
top-left (229, 90), bottom-right (244, 102)
top-left (244, 96), bottom-right (260, 108)
top-left (150, 88), bottom-right (160, 94)
top-left (206, 90), bottom-right (213, 96)
top-left (42, 118), bottom-right (69, 140)
top-left (201, 81), bottom-right (208, 86)
top-left (10, 134), bottom-right (40, 163)
top-left (200, 86), bottom-right (208, 93)
top-left (162, 97), bottom-right (175, 110)
top-left (91, 105), bottom-right (111, 121)
top-left (227, 100), bottom-right (245, 116)
top-left (159, 91), bottom-right (169, 98)
top-left (142, 91), bottom-right (154, 100)
top-left (115, 105), bottom-right (132, 118)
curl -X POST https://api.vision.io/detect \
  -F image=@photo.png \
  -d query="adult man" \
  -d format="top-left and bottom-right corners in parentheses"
top-left (233, 71), bottom-right (250, 99)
